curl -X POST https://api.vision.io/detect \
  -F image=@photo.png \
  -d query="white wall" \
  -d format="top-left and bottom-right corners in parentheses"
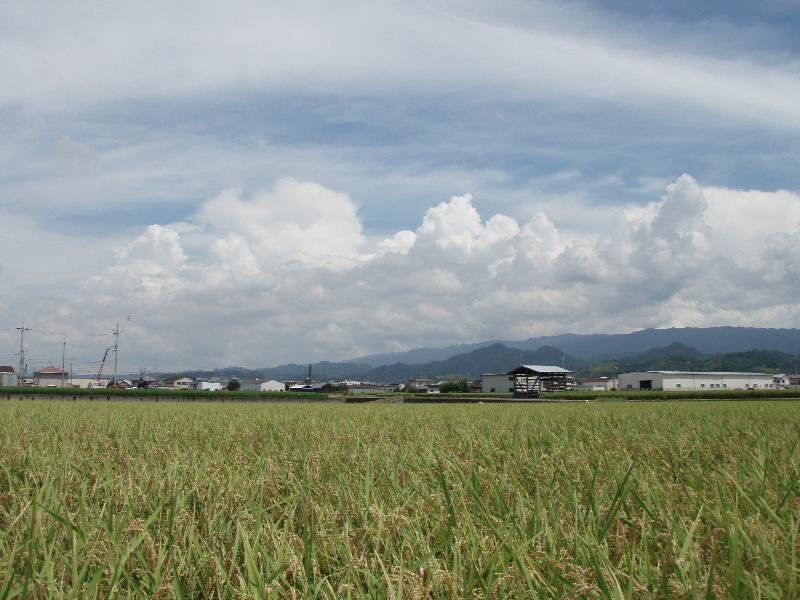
top-left (0, 373), bottom-right (18, 386)
top-left (196, 381), bottom-right (223, 391)
top-left (482, 374), bottom-right (514, 393)
top-left (261, 380), bottom-right (285, 392)
top-left (618, 371), bottom-right (775, 391)
top-left (69, 378), bottom-right (110, 389)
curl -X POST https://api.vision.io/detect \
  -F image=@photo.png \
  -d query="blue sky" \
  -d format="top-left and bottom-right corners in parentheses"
top-left (1, 0), bottom-right (799, 371)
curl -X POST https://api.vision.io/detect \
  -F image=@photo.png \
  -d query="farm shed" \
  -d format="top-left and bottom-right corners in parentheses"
top-left (482, 365), bottom-right (572, 397)
top-left (618, 370), bottom-right (776, 391)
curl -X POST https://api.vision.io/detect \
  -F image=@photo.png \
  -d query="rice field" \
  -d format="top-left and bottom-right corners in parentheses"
top-left (0, 401), bottom-right (798, 598)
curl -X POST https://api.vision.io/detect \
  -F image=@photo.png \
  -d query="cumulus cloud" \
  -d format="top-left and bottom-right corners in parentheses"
top-left (194, 179), bottom-right (364, 269)
top-left (67, 174), bottom-right (800, 369)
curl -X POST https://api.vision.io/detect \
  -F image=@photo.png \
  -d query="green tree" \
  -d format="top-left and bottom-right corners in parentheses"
top-left (440, 379), bottom-right (469, 393)
top-left (226, 378), bottom-right (241, 391)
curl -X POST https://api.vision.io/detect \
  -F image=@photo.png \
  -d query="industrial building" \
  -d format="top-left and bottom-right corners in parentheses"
top-left (33, 367), bottom-right (68, 387)
top-left (576, 376), bottom-right (616, 391)
top-left (618, 371), bottom-right (777, 391)
top-left (240, 379), bottom-right (286, 392)
top-left (0, 366), bottom-right (18, 387)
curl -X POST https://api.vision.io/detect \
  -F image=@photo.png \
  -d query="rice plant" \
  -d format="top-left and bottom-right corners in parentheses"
top-left (0, 401), bottom-right (797, 597)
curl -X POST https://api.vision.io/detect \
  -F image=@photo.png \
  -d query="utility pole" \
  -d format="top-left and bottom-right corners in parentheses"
top-left (69, 362), bottom-right (73, 387)
top-left (16, 322), bottom-right (31, 384)
top-left (111, 322), bottom-right (120, 386)
top-left (61, 341), bottom-right (66, 387)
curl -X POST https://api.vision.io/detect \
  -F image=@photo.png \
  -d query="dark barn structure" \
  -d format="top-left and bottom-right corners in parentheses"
top-left (509, 365), bottom-right (571, 398)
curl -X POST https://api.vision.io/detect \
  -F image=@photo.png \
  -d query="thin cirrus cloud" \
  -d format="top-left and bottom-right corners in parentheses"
top-left (1, 1), bottom-right (799, 130)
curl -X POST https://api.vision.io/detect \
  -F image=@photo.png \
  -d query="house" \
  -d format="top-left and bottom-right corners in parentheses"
top-left (170, 377), bottom-right (194, 390)
top-left (405, 378), bottom-right (437, 392)
top-left (0, 366), bottom-right (18, 387)
top-left (33, 366), bottom-right (68, 387)
top-left (617, 371), bottom-right (777, 391)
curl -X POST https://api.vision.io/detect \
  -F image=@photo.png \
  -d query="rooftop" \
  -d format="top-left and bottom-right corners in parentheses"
top-left (515, 364), bottom-right (572, 374)
top-left (643, 370), bottom-right (773, 377)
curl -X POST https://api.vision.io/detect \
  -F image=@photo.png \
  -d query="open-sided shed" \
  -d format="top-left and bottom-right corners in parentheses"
top-left (508, 365), bottom-right (571, 398)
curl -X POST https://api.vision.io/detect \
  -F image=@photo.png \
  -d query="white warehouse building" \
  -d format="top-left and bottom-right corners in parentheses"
top-left (618, 371), bottom-right (776, 391)
top-left (240, 379), bottom-right (286, 393)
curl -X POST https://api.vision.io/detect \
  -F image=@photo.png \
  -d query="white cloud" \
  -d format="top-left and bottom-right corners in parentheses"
top-left (41, 174), bottom-right (795, 370)
top-left (194, 179), bottom-right (364, 269)
top-left (375, 230), bottom-right (417, 256)
top-left (2, 1), bottom-right (799, 130)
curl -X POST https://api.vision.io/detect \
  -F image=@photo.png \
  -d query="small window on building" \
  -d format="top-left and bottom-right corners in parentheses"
top-left (490, 387), bottom-right (495, 393)
top-left (676, 383), bottom-right (681, 388)
top-left (626, 384), bottom-right (633, 389)
top-left (700, 384), bottom-right (705, 388)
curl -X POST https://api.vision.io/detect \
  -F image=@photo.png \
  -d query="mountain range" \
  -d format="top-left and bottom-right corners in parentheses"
top-left (352, 326), bottom-right (800, 365)
top-left (164, 327), bottom-right (800, 383)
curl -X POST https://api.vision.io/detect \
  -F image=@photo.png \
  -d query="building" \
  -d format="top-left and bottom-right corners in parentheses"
top-left (405, 378), bottom-right (438, 392)
top-left (481, 373), bottom-right (515, 394)
top-left (345, 382), bottom-right (395, 394)
top-left (195, 381), bottom-right (223, 391)
top-left (617, 371), bottom-right (777, 391)
top-left (33, 366), bottom-right (68, 387)
top-left (170, 377), bottom-right (194, 390)
top-left (0, 366), bottom-right (18, 387)
top-left (482, 365), bottom-right (572, 396)
top-left (240, 379), bottom-right (286, 393)
top-left (289, 383), bottom-right (314, 392)
top-left (69, 378), bottom-right (111, 389)
top-left (576, 376), bottom-right (616, 392)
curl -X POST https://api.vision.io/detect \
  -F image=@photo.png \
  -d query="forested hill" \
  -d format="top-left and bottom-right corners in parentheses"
top-left (581, 347), bottom-right (800, 377)
top-left (365, 343), bottom-right (585, 382)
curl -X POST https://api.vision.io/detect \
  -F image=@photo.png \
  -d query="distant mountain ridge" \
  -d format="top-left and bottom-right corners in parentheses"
top-left (366, 343), bottom-right (587, 382)
top-left (354, 327), bottom-right (800, 366)
top-left (582, 346), bottom-right (800, 377)
top-left (160, 327), bottom-right (800, 383)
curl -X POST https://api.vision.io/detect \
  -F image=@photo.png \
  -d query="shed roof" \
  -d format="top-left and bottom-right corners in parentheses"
top-left (643, 370), bottom-right (773, 377)
top-left (35, 367), bottom-right (66, 374)
top-left (510, 365), bottom-right (572, 375)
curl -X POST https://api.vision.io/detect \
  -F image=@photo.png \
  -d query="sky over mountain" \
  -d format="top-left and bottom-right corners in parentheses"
top-left (1, 0), bottom-right (799, 372)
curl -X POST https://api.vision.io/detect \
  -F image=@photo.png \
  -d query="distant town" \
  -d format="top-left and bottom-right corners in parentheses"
top-left (4, 326), bottom-right (800, 398)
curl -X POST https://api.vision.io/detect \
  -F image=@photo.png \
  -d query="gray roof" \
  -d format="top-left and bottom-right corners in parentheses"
top-left (643, 370), bottom-right (773, 377)
top-left (518, 365), bottom-right (572, 374)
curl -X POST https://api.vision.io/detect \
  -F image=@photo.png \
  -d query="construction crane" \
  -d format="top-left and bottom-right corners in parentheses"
top-left (96, 347), bottom-right (111, 383)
